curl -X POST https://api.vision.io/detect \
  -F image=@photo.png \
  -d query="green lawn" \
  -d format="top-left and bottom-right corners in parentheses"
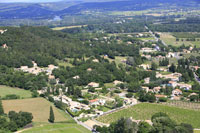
top-left (0, 85), bottom-right (32, 99)
top-left (22, 123), bottom-right (91, 133)
top-left (97, 103), bottom-right (200, 128)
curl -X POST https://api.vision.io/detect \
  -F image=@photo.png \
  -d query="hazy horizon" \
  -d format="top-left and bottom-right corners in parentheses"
top-left (0, 0), bottom-right (62, 3)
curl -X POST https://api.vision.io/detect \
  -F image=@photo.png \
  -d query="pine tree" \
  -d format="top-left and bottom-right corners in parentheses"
top-left (48, 106), bottom-right (55, 123)
top-left (0, 99), bottom-right (4, 115)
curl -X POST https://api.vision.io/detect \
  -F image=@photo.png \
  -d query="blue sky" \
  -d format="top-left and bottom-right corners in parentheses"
top-left (0, 0), bottom-right (62, 3)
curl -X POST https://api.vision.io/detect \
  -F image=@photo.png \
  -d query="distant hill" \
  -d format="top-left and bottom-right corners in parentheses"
top-left (0, 0), bottom-right (199, 19)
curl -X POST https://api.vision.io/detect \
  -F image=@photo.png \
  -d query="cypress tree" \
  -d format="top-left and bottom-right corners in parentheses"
top-left (0, 99), bottom-right (4, 115)
top-left (48, 106), bottom-right (55, 123)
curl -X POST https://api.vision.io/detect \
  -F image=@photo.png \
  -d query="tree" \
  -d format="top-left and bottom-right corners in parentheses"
top-left (48, 106), bottom-right (55, 123)
top-left (0, 99), bottom-right (4, 115)
top-left (138, 121), bottom-right (152, 133)
top-left (151, 62), bottom-right (158, 71)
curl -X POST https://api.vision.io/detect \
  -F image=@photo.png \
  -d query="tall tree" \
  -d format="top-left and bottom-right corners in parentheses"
top-left (48, 106), bottom-right (55, 123)
top-left (0, 99), bottom-right (4, 115)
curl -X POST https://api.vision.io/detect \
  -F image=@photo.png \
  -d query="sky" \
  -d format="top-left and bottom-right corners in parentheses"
top-left (0, 0), bottom-right (62, 3)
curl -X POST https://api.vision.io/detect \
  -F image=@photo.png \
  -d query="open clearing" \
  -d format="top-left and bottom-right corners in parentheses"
top-left (160, 32), bottom-right (200, 47)
top-left (97, 103), bottom-right (200, 128)
top-left (0, 85), bottom-right (32, 99)
top-left (22, 123), bottom-right (90, 133)
top-left (2, 98), bottom-right (72, 122)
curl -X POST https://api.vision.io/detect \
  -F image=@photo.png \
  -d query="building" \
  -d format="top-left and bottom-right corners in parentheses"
top-left (153, 86), bottom-right (161, 93)
top-left (113, 80), bottom-right (123, 85)
top-left (141, 86), bottom-right (149, 93)
top-left (140, 47), bottom-right (156, 53)
top-left (172, 89), bottom-right (182, 96)
top-left (87, 82), bottom-right (99, 88)
top-left (139, 64), bottom-right (150, 70)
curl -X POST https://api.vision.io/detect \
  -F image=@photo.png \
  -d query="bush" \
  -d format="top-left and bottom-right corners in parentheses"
top-left (126, 92), bottom-right (133, 98)
top-left (159, 97), bottom-right (167, 102)
top-left (3, 94), bottom-right (20, 100)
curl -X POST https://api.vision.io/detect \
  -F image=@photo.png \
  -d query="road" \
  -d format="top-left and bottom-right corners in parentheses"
top-left (145, 26), bottom-right (167, 46)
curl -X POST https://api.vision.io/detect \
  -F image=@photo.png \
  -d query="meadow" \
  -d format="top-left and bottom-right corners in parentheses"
top-left (97, 103), bottom-right (200, 128)
top-left (0, 85), bottom-right (32, 99)
top-left (22, 123), bottom-right (90, 133)
top-left (2, 98), bottom-right (72, 122)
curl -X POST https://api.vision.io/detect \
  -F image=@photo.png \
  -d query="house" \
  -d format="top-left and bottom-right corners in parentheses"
top-left (139, 64), bottom-right (150, 70)
top-left (153, 86), bottom-right (161, 93)
top-left (73, 75), bottom-right (80, 79)
top-left (168, 81), bottom-right (178, 88)
top-left (157, 72), bottom-right (182, 81)
top-left (155, 94), bottom-right (167, 99)
top-left (89, 99), bottom-right (99, 106)
top-left (141, 54), bottom-right (152, 60)
top-left (0, 29), bottom-right (7, 34)
top-left (141, 86), bottom-right (149, 93)
top-left (188, 93), bottom-right (198, 97)
top-left (124, 98), bottom-right (137, 105)
top-left (87, 68), bottom-right (92, 72)
top-left (127, 41), bottom-right (132, 45)
top-left (92, 59), bottom-right (99, 63)
top-left (1, 44), bottom-right (8, 49)
top-left (48, 75), bottom-right (55, 79)
top-left (113, 80), bottom-right (123, 85)
top-left (140, 47), bottom-right (156, 53)
top-left (88, 82), bottom-right (99, 88)
top-left (167, 52), bottom-right (175, 58)
top-left (172, 89), bottom-right (182, 96)
top-left (144, 77), bottom-right (150, 84)
top-left (177, 83), bottom-right (192, 90)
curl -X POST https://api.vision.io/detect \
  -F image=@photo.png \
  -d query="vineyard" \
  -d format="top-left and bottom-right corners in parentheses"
top-left (97, 103), bottom-right (200, 128)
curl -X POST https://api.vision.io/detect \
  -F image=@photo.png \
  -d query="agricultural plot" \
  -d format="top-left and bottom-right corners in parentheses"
top-left (0, 85), bottom-right (32, 99)
top-left (52, 25), bottom-right (87, 30)
top-left (22, 123), bottom-right (90, 133)
top-left (2, 98), bottom-right (72, 122)
top-left (97, 103), bottom-right (200, 128)
top-left (160, 32), bottom-right (200, 47)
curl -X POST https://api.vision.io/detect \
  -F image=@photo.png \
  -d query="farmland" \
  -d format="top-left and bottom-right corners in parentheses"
top-left (0, 85), bottom-right (32, 99)
top-left (97, 103), bottom-right (200, 128)
top-left (22, 123), bottom-right (90, 133)
top-left (52, 25), bottom-right (87, 30)
top-left (160, 32), bottom-right (200, 47)
top-left (2, 98), bottom-right (72, 122)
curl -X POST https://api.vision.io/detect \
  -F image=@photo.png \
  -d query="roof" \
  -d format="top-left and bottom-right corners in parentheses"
top-left (155, 94), bottom-right (167, 98)
top-left (173, 89), bottom-right (182, 93)
top-left (89, 99), bottom-right (99, 103)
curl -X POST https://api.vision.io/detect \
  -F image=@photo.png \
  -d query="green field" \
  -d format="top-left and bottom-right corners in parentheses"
top-left (22, 123), bottom-right (90, 133)
top-left (2, 98), bottom-right (73, 122)
top-left (0, 85), bottom-right (32, 99)
top-left (97, 103), bottom-right (200, 128)
top-left (160, 32), bottom-right (200, 47)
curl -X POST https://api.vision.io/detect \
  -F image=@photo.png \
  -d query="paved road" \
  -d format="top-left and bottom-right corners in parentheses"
top-left (145, 26), bottom-right (167, 46)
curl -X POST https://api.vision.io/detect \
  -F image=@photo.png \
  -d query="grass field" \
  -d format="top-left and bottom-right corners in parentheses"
top-left (160, 32), bottom-right (200, 47)
top-left (97, 103), bottom-right (200, 128)
top-left (52, 25), bottom-right (87, 30)
top-left (0, 85), bottom-right (32, 99)
top-left (22, 123), bottom-right (90, 133)
top-left (2, 98), bottom-right (72, 122)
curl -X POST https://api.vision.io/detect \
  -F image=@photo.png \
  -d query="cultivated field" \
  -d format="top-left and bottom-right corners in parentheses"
top-left (22, 123), bottom-right (90, 133)
top-left (0, 85), bottom-right (32, 99)
top-left (2, 98), bottom-right (71, 122)
top-left (52, 25), bottom-right (87, 30)
top-left (97, 103), bottom-right (200, 128)
top-left (160, 32), bottom-right (200, 47)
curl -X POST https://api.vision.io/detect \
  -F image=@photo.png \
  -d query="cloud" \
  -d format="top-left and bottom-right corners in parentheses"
top-left (0, 0), bottom-right (62, 3)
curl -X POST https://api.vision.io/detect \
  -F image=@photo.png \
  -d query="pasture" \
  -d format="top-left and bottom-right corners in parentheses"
top-left (0, 85), bottom-right (32, 99)
top-left (97, 103), bottom-right (200, 128)
top-left (22, 123), bottom-right (90, 133)
top-left (2, 98), bottom-right (72, 122)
